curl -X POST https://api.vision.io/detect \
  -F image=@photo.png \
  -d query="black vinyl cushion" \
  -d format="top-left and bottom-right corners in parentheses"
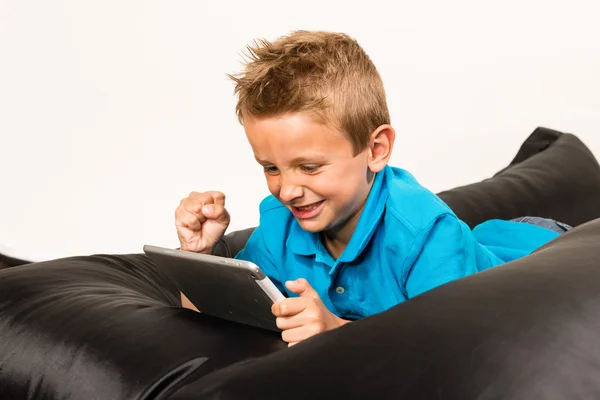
top-left (215, 127), bottom-right (600, 257)
top-left (1, 127), bottom-right (600, 399)
top-left (0, 255), bottom-right (285, 400)
top-left (437, 127), bottom-right (600, 229)
top-left (179, 218), bottom-right (600, 400)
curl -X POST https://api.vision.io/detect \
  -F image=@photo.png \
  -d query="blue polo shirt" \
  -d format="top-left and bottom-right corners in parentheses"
top-left (235, 165), bottom-right (559, 320)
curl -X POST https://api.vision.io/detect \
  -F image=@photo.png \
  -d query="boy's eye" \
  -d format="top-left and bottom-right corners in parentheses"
top-left (300, 165), bottom-right (321, 173)
top-left (263, 166), bottom-right (279, 175)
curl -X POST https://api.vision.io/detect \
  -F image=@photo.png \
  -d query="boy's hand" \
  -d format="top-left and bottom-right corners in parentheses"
top-left (272, 278), bottom-right (350, 346)
top-left (175, 191), bottom-right (230, 254)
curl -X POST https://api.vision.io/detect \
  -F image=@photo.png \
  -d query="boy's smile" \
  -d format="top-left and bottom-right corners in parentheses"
top-left (290, 200), bottom-right (326, 220)
top-left (243, 113), bottom-right (375, 245)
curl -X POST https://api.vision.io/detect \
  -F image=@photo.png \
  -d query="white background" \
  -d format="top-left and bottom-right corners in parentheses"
top-left (1, 0), bottom-right (599, 262)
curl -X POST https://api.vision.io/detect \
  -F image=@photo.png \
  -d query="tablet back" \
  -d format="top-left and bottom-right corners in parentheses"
top-left (143, 245), bottom-right (282, 332)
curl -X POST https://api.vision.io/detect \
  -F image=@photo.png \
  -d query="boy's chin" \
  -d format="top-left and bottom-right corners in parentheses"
top-left (295, 218), bottom-right (328, 233)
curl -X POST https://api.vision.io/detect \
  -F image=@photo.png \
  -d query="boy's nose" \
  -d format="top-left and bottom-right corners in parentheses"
top-left (278, 181), bottom-right (303, 203)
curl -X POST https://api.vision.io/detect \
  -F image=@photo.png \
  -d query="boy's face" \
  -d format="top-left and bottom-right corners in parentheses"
top-left (244, 113), bottom-right (374, 234)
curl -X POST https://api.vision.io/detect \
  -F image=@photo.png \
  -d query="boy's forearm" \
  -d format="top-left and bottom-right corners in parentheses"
top-left (180, 292), bottom-right (199, 312)
top-left (337, 317), bottom-right (351, 328)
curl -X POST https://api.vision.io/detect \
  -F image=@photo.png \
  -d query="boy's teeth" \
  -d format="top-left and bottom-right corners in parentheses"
top-left (298, 202), bottom-right (320, 211)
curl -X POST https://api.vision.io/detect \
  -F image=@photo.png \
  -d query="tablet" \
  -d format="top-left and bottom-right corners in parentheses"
top-left (143, 244), bottom-right (285, 332)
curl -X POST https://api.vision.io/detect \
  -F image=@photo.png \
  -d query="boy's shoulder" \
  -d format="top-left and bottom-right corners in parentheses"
top-left (382, 166), bottom-right (457, 235)
top-left (258, 195), bottom-right (289, 215)
top-left (257, 195), bottom-right (295, 231)
top-left (254, 196), bottom-right (296, 252)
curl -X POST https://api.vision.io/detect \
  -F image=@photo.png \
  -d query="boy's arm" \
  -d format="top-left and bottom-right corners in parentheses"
top-left (403, 213), bottom-right (479, 299)
top-left (181, 292), bottom-right (199, 311)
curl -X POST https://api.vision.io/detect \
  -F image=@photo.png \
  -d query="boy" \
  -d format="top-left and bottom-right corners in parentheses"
top-left (175, 31), bottom-right (565, 346)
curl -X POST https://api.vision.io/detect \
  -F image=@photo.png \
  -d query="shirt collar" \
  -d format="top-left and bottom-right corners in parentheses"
top-left (286, 166), bottom-right (390, 263)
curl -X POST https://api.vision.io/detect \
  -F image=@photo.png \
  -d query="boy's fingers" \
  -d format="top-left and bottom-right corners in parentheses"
top-left (286, 278), bottom-right (320, 300)
top-left (189, 191), bottom-right (215, 207)
top-left (271, 297), bottom-right (307, 317)
top-left (281, 326), bottom-right (317, 344)
top-left (187, 191), bottom-right (222, 214)
top-left (180, 195), bottom-right (210, 221)
top-left (206, 191), bottom-right (226, 206)
top-left (175, 208), bottom-right (204, 230)
top-left (275, 313), bottom-right (312, 330)
top-left (201, 204), bottom-right (230, 224)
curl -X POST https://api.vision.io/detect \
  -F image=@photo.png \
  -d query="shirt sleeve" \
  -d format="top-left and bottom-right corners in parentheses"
top-left (234, 226), bottom-right (286, 293)
top-left (403, 213), bottom-right (479, 298)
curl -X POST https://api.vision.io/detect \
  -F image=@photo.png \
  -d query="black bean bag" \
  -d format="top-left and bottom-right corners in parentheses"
top-left (0, 127), bottom-right (599, 400)
top-left (0, 255), bottom-right (285, 400)
top-left (187, 217), bottom-right (600, 400)
top-left (437, 127), bottom-right (600, 229)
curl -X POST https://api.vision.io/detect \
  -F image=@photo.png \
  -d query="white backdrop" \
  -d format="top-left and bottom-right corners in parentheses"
top-left (1, 0), bottom-right (599, 262)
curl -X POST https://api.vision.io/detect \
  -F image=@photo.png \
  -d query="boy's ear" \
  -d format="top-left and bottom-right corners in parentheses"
top-left (367, 124), bottom-right (395, 173)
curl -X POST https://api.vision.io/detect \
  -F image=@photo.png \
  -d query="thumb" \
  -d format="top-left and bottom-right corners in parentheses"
top-left (286, 278), bottom-right (320, 300)
top-left (201, 204), bottom-right (230, 225)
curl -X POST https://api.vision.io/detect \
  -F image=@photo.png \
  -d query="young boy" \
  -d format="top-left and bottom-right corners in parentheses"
top-left (175, 31), bottom-right (566, 346)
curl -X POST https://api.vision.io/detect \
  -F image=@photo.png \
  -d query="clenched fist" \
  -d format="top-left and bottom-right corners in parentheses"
top-left (175, 191), bottom-right (230, 254)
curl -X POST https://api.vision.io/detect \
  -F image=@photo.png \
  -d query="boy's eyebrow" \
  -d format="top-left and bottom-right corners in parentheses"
top-left (290, 156), bottom-right (328, 164)
top-left (285, 156), bottom-right (307, 164)
top-left (254, 156), bottom-right (322, 164)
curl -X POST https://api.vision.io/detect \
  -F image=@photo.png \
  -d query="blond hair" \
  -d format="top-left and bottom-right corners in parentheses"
top-left (228, 30), bottom-right (390, 154)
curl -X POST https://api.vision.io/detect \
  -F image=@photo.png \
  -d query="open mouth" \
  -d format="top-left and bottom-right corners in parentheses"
top-left (291, 200), bottom-right (325, 219)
